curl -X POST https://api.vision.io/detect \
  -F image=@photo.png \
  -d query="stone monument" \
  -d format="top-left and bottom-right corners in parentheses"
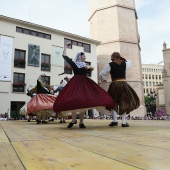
top-left (162, 42), bottom-right (170, 115)
top-left (89, 0), bottom-right (145, 116)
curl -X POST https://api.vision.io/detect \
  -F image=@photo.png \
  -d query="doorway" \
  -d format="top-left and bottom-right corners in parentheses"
top-left (10, 101), bottom-right (25, 119)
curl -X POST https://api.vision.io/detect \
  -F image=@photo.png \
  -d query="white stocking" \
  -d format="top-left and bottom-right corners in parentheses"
top-left (71, 112), bottom-right (77, 123)
top-left (79, 112), bottom-right (85, 124)
top-left (112, 110), bottom-right (117, 122)
top-left (122, 113), bottom-right (126, 124)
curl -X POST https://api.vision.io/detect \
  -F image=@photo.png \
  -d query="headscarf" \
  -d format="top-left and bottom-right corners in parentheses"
top-left (72, 52), bottom-right (86, 68)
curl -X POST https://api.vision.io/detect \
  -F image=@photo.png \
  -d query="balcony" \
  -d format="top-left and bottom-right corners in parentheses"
top-left (14, 59), bottom-right (25, 68)
top-left (12, 83), bottom-right (26, 92)
top-left (41, 63), bottom-right (51, 71)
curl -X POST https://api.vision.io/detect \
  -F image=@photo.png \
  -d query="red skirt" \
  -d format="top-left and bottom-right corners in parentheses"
top-left (27, 94), bottom-right (57, 114)
top-left (53, 75), bottom-right (114, 112)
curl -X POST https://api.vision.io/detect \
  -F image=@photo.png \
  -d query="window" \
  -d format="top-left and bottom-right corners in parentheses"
top-left (38, 32), bottom-right (44, 38)
top-left (64, 38), bottom-right (91, 53)
top-left (145, 74), bottom-right (148, 79)
top-left (159, 75), bottom-right (161, 80)
top-left (14, 49), bottom-right (26, 68)
top-left (30, 31), bottom-right (37, 36)
top-left (152, 75), bottom-right (154, 79)
top-left (23, 29), bottom-right (29, 34)
top-left (16, 27), bottom-right (51, 40)
top-left (143, 74), bottom-right (144, 79)
top-left (13, 73), bottom-right (25, 92)
top-left (83, 43), bottom-right (91, 53)
top-left (64, 39), bottom-right (72, 49)
top-left (45, 34), bottom-right (51, 39)
top-left (41, 54), bottom-right (51, 71)
top-left (41, 75), bottom-right (50, 86)
top-left (156, 75), bottom-right (158, 79)
top-left (78, 42), bottom-right (83, 47)
top-left (146, 89), bottom-right (148, 93)
top-left (16, 27), bottom-right (23, 33)
top-left (146, 81), bottom-right (148, 86)
top-left (72, 41), bottom-right (78, 46)
top-left (149, 82), bottom-right (152, 86)
top-left (149, 75), bottom-right (151, 79)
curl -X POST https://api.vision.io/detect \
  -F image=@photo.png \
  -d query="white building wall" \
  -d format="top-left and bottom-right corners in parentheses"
top-left (0, 16), bottom-right (99, 117)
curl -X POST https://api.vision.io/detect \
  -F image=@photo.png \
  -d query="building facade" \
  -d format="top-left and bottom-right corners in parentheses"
top-left (0, 15), bottom-right (100, 118)
top-left (142, 64), bottom-right (163, 96)
top-left (162, 42), bottom-right (170, 115)
top-left (89, 0), bottom-right (145, 116)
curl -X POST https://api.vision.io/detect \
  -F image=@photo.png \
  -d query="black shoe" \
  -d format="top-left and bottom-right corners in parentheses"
top-left (42, 121), bottom-right (48, 124)
top-left (49, 118), bottom-right (54, 122)
top-left (109, 122), bottom-right (118, 127)
top-left (28, 120), bottom-right (30, 122)
top-left (79, 123), bottom-right (86, 128)
top-left (122, 123), bottom-right (129, 127)
top-left (63, 120), bottom-right (66, 123)
top-left (67, 120), bottom-right (77, 128)
top-left (36, 120), bottom-right (41, 124)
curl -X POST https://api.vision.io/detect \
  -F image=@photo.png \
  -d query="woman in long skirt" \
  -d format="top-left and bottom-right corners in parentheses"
top-left (99, 52), bottom-right (140, 127)
top-left (53, 42), bottom-right (114, 128)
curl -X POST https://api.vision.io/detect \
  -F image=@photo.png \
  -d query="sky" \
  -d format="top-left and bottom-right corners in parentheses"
top-left (0, 0), bottom-right (170, 64)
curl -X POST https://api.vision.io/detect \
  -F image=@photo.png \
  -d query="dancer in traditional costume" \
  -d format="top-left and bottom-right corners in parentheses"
top-left (27, 75), bottom-right (56, 124)
top-left (99, 52), bottom-right (140, 127)
top-left (54, 77), bottom-right (70, 123)
top-left (53, 42), bottom-right (114, 128)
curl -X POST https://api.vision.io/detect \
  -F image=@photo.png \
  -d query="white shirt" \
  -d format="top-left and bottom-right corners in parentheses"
top-left (99, 60), bottom-right (132, 81)
top-left (53, 85), bottom-right (57, 91)
top-left (60, 79), bottom-right (67, 87)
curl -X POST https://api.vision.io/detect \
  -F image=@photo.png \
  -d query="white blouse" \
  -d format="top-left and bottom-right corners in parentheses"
top-left (99, 60), bottom-right (132, 81)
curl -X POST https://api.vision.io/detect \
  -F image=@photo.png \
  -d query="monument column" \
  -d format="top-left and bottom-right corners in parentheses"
top-left (162, 42), bottom-right (170, 115)
top-left (89, 0), bottom-right (145, 116)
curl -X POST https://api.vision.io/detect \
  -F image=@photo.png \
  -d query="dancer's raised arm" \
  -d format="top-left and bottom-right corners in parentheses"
top-left (63, 42), bottom-right (71, 56)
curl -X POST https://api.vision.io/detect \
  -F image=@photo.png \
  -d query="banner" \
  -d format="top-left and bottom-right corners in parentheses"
top-left (52, 46), bottom-right (63, 67)
top-left (28, 44), bottom-right (40, 67)
top-left (0, 35), bottom-right (13, 81)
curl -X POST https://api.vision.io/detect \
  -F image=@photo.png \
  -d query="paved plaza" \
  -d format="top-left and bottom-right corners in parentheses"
top-left (0, 119), bottom-right (170, 170)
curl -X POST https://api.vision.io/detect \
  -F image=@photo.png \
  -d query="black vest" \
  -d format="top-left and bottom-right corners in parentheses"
top-left (109, 61), bottom-right (126, 80)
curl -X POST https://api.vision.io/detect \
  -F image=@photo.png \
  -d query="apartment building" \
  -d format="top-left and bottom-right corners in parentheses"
top-left (142, 64), bottom-right (164, 96)
top-left (0, 15), bottom-right (100, 118)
